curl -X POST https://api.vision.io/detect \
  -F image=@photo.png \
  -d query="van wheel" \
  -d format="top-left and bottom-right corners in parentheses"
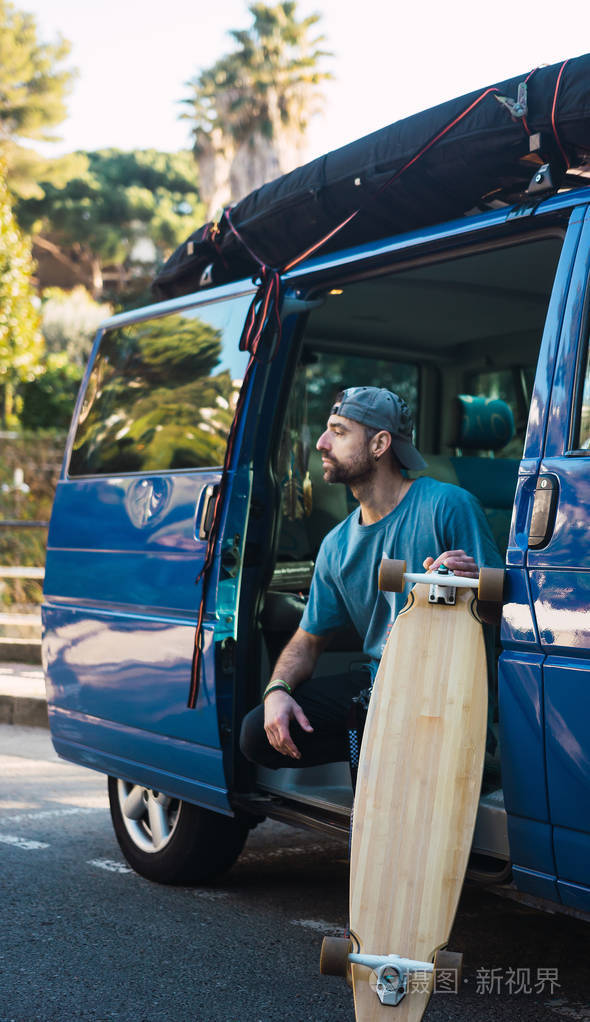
top-left (107, 777), bottom-right (249, 884)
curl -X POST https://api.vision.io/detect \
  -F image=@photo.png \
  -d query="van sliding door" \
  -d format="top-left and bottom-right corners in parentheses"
top-left (43, 289), bottom-right (254, 811)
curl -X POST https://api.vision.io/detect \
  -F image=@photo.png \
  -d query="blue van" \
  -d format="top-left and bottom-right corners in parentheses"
top-left (43, 183), bottom-right (590, 913)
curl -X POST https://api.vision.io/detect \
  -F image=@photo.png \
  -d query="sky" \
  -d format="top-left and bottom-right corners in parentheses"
top-left (23, 0), bottom-right (590, 165)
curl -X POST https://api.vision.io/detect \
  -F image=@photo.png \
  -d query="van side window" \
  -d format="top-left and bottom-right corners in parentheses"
top-left (276, 349), bottom-right (419, 560)
top-left (465, 367), bottom-right (534, 459)
top-left (576, 339), bottom-right (590, 451)
top-left (69, 297), bottom-right (252, 476)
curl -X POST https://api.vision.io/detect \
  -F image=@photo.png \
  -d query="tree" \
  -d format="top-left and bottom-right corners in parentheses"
top-left (182, 1), bottom-right (331, 216)
top-left (18, 288), bottom-right (111, 431)
top-left (0, 156), bottom-right (43, 427)
top-left (17, 149), bottom-right (205, 298)
top-left (0, 1), bottom-right (76, 196)
top-left (41, 286), bottom-right (111, 368)
top-left (19, 351), bottom-right (82, 430)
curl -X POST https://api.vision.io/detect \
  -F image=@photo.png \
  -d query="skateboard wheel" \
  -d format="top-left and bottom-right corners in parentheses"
top-left (434, 949), bottom-right (463, 985)
top-left (379, 558), bottom-right (406, 593)
top-left (320, 936), bottom-right (352, 982)
top-left (477, 566), bottom-right (505, 604)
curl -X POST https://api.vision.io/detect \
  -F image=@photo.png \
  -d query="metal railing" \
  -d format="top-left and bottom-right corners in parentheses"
top-left (0, 520), bottom-right (47, 582)
top-left (0, 520), bottom-right (46, 640)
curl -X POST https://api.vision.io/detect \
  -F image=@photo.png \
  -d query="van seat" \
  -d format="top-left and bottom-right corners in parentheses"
top-left (411, 396), bottom-right (519, 557)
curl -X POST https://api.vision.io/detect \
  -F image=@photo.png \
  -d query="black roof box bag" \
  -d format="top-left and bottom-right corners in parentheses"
top-left (152, 54), bottom-right (590, 301)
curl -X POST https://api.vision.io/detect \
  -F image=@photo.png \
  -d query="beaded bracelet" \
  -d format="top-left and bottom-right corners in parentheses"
top-left (263, 679), bottom-right (292, 699)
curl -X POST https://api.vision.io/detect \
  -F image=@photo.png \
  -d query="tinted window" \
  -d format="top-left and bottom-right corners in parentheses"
top-left (303, 350), bottom-right (419, 433)
top-left (278, 347), bottom-right (419, 529)
top-left (466, 367), bottom-right (534, 458)
top-left (69, 297), bottom-right (252, 476)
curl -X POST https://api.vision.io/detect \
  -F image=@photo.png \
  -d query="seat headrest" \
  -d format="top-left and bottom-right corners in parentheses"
top-left (454, 395), bottom-right (515, 451)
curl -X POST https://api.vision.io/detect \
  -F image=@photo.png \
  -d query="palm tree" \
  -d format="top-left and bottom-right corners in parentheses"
top-left (182, 1), bottom-right (332, 217)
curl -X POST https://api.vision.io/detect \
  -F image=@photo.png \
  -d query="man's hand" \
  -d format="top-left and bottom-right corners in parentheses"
top-left (423, 549), bottom-right (478, 578)
top-left (264, 690), bottom-right (314, 760)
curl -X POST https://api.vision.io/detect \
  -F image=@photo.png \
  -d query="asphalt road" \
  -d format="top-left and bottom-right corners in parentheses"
top-left (1, 724), bottom-right (589, 1022)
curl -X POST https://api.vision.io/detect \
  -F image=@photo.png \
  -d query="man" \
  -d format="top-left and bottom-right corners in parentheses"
top-left (240, 386), bottom-right (502, 769)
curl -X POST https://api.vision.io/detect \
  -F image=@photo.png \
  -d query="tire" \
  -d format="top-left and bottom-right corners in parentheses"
top-left (107, 776), bottom-right (249, 884)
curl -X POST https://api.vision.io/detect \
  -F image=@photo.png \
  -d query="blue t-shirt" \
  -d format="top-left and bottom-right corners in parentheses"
top-left (300, 476), bottom-right (503, 674)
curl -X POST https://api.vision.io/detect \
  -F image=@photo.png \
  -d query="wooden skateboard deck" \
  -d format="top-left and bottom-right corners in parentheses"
top-left (348, 576), bottom-right (489, 1021)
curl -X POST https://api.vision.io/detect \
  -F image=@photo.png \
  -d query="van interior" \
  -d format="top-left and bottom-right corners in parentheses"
top-left (247, 232), bottom-right (565, 875)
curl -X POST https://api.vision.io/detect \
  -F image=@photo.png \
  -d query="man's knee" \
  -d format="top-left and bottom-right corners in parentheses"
top-left (240, 704), bottom-right (273, 767)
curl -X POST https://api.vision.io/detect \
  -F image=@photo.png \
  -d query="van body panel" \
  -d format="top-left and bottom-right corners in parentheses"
top-left (512, 868), bottom-right (560, 902)
top-left (500, 568), bottom-right (539, 650)
top-left (531, 572), bottom-right (590, 652)
top-left (558, 881), bottom-right (590, 913)
top-left (45, 471), bottom-right (217, 589)
top-left (554, 825), bottom-right (590, 887)
top-left (43, 605), bottom-right (216, 735)
top-left (498, 652), bottom-right (548, 821)
top-left (48, 710), bottom-right (230, 813)
top-left (504, 816), bottom-right (556, 875)
top-left (544, 660), bottom-right (590, 831)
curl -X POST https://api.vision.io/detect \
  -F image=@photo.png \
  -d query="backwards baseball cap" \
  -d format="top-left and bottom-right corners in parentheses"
top-left (330, 386), bottom-right (426, 471)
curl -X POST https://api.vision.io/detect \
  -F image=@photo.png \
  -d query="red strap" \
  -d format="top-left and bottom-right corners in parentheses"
top-left (284, 86), bottom-right (501, 273)
top-left (551, 60), bottom-right (571, 169)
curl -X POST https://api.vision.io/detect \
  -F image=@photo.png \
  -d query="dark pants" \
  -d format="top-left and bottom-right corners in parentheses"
top-left (239, 669), bottom-right (371, 769)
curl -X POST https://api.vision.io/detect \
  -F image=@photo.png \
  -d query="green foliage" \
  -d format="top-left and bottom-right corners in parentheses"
top-left (0, 1), bottom-right (75, 145)
top-left (41, 286), bottom-right (110, 367)
top-left (0, 1), bottom-right (76, 198)
top-left (183, 0), bottom-right (332, 147)
top-left (0, 157), bottom-right (43, 426)
top-left (17, 148), bottom-right (205, 297)
top-left (19, 351), bottom-right (82, 431)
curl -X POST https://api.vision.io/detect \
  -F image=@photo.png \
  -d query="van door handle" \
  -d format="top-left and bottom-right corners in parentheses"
top-left (197, 484), bottom-right (219, 540)
top-left (528, 474), bottom-right (559, 549)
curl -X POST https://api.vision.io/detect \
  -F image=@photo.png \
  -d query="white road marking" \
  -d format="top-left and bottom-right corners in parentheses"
top-left (87, 858), bottom-right (133, 874)
top-left (0, 833), bottom-right (49, 850)
top-left (0, 806), bottom-right (104, 825)
top-left (291, 918), bottom-right (345, 935)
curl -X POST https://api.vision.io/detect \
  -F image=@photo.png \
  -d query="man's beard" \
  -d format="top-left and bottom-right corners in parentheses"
top-left (322, 449), bottom-right (376, 486)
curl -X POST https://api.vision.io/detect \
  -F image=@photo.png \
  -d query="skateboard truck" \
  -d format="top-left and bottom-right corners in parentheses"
top-left (320, 937), bottom-right (464, 1006)
top-left (427, 565), bottom-right (456, 605)
top-left (349, 953), bottom-right (433, 1006)
top-left (379, 558), bottom-right (505, 605)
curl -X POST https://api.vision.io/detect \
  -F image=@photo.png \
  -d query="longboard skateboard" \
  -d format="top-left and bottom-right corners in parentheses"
top-left (320, 560), bottom-right (504, 1021)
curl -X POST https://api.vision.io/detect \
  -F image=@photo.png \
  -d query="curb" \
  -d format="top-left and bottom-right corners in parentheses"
top-left (0, 639), bottom-right (42, 664)
top-left (0, 693), bottom-right (48, 728)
